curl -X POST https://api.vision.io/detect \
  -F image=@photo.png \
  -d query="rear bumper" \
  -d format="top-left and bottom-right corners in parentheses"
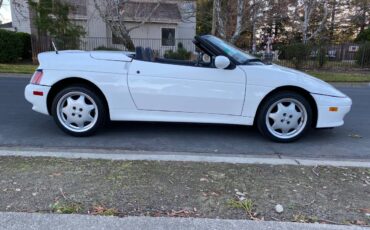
top-left (312, 94), bottom-right (352, 128)
top-left (24, 84), bottom-right (51, 115)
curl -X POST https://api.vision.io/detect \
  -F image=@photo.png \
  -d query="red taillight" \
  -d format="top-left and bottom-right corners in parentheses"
top-left (33, 91), bottom-right (44, 96)
top-left (30, 70), bottom-right (43, 85)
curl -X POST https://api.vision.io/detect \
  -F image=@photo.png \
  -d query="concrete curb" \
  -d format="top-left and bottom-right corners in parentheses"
top-left (0, 212), bottom-right (366, 230)
top-left (0, 148), bottom-right (369, 168)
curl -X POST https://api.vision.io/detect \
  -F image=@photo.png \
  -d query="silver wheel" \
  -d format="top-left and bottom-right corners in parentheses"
top-left (265, 98), bottom-right (308, 140)
top-left (56, 91), bottom-right (98, 133)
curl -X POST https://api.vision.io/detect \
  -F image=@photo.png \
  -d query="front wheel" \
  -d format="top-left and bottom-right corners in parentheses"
top-left (257, 91), bottom-right (312, 143)
top-left (51, 86), bottom-right (106, 137)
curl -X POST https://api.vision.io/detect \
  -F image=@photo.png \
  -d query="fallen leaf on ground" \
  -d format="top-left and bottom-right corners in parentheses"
top-left (349, 133), bottom-right (362, 138)
top-left (200, 178), bottom-right (209, 182)
top-left (359, 208), bottom-right (370, 213)
top-left (90, 205), bottom-right (118, 216)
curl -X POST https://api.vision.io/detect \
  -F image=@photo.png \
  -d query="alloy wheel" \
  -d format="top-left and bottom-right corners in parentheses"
top-left (265, 98), bottom-right (308, 140)
top-left (56, 91), bottom-right (98, 133)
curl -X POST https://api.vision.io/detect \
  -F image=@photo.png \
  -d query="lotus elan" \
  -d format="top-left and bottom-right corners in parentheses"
top-left (25, 35), bottom-right (352, 142)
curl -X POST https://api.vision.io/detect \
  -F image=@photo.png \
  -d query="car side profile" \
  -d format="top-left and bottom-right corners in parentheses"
top-left (25, 35), bottom-right (352, 142)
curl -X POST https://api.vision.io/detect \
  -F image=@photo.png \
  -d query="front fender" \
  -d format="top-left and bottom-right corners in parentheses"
top-left (240, 64), bottom-right (348, 121)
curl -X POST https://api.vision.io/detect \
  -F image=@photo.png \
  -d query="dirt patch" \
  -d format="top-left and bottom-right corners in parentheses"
top-left (0, 157), bottom-right (369, 226)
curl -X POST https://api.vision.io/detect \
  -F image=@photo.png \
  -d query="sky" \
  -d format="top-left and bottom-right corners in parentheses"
top-left (0, 0), bottom-right (11, 24)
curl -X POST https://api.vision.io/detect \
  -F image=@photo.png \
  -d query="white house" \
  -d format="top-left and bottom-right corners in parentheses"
top-left (10, 0), bottom-right (196, 55)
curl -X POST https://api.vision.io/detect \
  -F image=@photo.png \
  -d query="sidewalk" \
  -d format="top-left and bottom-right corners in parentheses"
top-left (0, 212), bottom-right (366, 230)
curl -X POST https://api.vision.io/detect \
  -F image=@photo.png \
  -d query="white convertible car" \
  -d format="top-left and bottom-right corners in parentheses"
top-left (25, 35), bottom-right (352, 142)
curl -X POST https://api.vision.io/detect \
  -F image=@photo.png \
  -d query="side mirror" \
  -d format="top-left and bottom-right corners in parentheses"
top-left (214, 56), bottom-right (231, 69)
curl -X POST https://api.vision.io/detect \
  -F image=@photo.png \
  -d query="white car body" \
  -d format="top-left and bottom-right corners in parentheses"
top-left (25, 34), bottom-right (352, 141)
top-left (25, 49), bottom-right (351, 130)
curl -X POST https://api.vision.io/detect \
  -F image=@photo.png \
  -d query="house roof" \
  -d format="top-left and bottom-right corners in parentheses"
top-left (122, 2), bottom-right (182, 23)
top-left (0, 22), bottom-right (12, 28)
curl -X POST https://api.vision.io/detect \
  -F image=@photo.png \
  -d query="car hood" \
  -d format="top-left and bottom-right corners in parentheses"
top-left (250, 64), bottom-right (347, 98)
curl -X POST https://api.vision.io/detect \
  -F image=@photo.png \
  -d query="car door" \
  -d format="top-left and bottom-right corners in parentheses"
top-left (127, 60), bottom-right (246, 115)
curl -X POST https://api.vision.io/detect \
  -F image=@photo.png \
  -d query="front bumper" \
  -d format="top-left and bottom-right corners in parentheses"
top-left (311, 93), bottom-right (352, 128)
top-left (24, 84), bottom-right (51, 115)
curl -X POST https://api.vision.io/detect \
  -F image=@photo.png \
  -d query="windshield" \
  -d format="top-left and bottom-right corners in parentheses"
top-left (203, 35), bottom-right (258, 64)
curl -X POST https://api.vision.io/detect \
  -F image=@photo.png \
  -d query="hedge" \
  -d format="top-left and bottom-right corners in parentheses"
top-left (94, 46), bottom-right (122, 51)
top-left (17, 32), bottom-right (32, 60)
top-left (164, 42), bottom-right (191, 60)
top-left (0, 29), bottom-right (31, 63)
top-left (355, 42), bottom-right (370, 67)
top-left (278, 43), bottom-right (312, 69)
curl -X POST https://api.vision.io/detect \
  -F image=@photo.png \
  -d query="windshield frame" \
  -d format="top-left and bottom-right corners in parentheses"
top-left (199, 35), bottom-right (259, 65)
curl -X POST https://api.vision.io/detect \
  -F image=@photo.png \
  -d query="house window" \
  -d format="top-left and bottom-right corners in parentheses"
top-left (162, 28), bottom-right (175, 46)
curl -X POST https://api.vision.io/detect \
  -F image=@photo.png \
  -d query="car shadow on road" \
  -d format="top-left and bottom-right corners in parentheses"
top-left (102, 120), bottom-right (339, 145)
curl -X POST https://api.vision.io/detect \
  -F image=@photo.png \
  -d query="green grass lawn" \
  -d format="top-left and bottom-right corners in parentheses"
top-left (0, 63), bottom-right (369, 82)
top-left (307, 71), bottom-right (370, 82)
top-left (0, 64), bottom-right (37, 74)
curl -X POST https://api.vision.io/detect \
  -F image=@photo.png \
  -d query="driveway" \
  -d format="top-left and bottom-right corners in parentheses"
top-left (0, 76), bottom-right (369, 160)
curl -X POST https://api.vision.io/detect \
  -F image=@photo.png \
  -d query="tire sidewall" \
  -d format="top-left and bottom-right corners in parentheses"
top-left (257, 91), bottom-right (313, 143)
top-left (51, 86), bottom-right (106, 137)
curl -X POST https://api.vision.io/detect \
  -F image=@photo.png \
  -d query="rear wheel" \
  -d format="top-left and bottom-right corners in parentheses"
top-left (257, 91), bottom-right (312, 142)
top-left (51, 86), bottom-right (106, 136)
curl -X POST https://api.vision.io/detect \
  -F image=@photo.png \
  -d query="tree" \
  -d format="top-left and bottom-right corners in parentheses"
top-left (93, 0), bottom-right (163, 51)
top-left (355, 27), bottom-right (370, 42)
top-left (212, 0), bottom-right (266, 45)
top-left (197, 0), bottom-right (213, 35)
top-left (350, 0), bottom-right (369, 33)
top-left (262, 0), bottom-right (293, 37)
top-left (293, 0), bottom-right (329, 44)
top-left (248, 0), bottom-right (266, 47)
top-left (325, 0), bottom-right (353, 42)
top-left (29, 0), bottom-right (85, 49)
top-left (328, 0), bottom-right (337, 40)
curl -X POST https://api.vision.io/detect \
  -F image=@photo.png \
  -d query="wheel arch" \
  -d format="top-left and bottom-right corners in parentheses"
top-left (47, 77), bottom-right (110, 118)
top-left (254, 85), bottom-right (318, 127)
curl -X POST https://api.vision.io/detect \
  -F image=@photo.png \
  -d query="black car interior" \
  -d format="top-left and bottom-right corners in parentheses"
top-left (135, 46), bottom-right (198, 66)
top-left (133, 37), bottom-right (220, 68)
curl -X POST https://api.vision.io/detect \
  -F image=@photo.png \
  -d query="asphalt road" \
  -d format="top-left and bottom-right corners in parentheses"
top-left (1, 76), bottom-right (369, 160)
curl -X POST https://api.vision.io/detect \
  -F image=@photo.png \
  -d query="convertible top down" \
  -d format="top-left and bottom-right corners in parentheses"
top-left (25, 35), bottom-right (352, 142)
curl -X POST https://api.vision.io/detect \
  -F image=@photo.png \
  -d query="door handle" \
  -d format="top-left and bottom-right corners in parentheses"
top-left (136, 70), bottom-right (140, 74)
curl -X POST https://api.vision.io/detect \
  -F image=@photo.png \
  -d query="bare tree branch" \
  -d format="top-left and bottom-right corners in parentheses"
top-left (306, 0), bottom-right (328, 41)
top-left (127, 1), bottom-right (162, 32)
top-left (211, 0), bottom-right (217, 35)
top-left (298, 0), bottom-right (329, 43)
top-left (93, 0), bottom-right (169, 50)
top-left (230, 0), bottom-right (246, 43)
top-left (178, 1), bottom-right (196, 23)
top-left (214, 0), bottom-right (225, 39)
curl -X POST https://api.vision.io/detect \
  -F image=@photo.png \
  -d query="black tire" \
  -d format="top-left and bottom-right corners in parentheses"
top-left (51, 85), bottom-right (107, 137)
top-left (256, 91), bottom-right (313, 143)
